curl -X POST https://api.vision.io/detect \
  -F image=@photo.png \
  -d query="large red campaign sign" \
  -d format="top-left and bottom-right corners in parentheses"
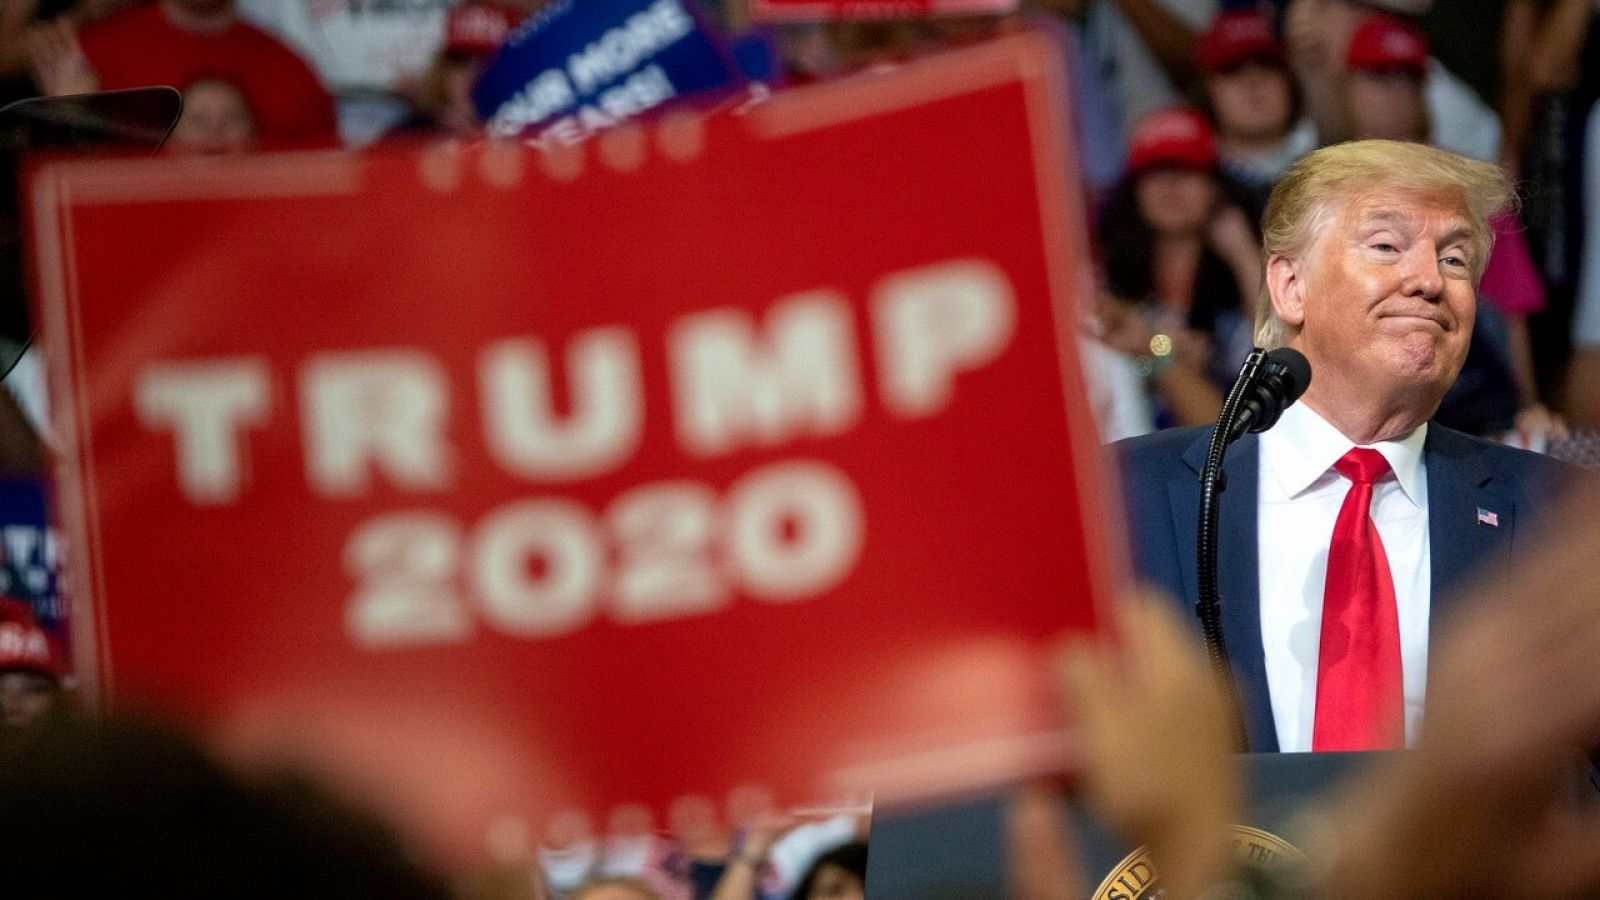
top-left (33, 34), bottom-right (1116, 865)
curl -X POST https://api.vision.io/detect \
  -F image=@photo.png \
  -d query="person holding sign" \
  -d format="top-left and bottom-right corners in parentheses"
top-left (0, 597), bottom-right (66, 736)
top-left (1117, 140), bottom-right (1574, 753)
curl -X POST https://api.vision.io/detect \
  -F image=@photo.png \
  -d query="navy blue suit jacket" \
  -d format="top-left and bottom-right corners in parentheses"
top-left (1115, 422), bottom-right (1572, 752)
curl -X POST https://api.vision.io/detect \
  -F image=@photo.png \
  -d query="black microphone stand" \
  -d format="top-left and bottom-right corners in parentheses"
top-left (1198, 348), bottom-right (1266, 753)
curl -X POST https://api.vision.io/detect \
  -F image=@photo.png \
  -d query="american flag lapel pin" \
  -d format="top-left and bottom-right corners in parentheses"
top-left (1476, 507), bottom-right (1499, 527)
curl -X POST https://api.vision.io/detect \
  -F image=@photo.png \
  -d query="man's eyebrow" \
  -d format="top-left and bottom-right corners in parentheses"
top-left (1438, 224), bottom-right (1476, 249)
top-left (1353, 210), bottom-right (1477, 248)
top-left (1354, 208), bottom-right (1412, 227)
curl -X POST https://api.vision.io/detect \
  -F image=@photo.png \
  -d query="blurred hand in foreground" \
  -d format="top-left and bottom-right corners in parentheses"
top-left (1057, 590), bottom-right (1240, 900)
top-left (1318, 475), bottom-right (1600, 899)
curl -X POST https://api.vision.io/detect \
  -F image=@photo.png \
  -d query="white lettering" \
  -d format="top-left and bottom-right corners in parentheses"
top-left (608, 481), bottom-right (726, 623)
top-left (728, 461), bottom-right (864, 601)
top-left (873, 260), bottom-right (1016, 418)
top-left (342, 463), bottom-right (866, 647)
top-left (3, 527), bottom-right (38, 576)
top-left (480, 329), bottom-right (643, 482)
top-left (344, 513), bottom-right (470, 647)
top-left (302, 351), bottom-right (452, 496)
top-left (134, 359), bottom-right (271, 504)
top-left (670, 292), bottom-right (862, 456)
top-left (472, 499), bottom-right (601, 636)
top-left (488, 68), bottom-right (578, 137)
top-left (565, 0), bottom-right (693, 95)
top-left (597, 65), bottom-right (676, 119)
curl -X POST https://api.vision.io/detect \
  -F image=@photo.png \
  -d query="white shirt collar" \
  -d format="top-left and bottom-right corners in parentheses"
top-left (1260, 401), bottom-right (1428, 508)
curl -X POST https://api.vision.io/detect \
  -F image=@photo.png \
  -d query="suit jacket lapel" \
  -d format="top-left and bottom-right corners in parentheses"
top-left (1425, 426), bottom-right (1513, 644)
top-left (1178, 429), bottom-right (1278, 752)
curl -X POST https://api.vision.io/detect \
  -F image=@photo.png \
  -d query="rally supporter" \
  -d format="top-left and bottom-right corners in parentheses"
top-left (1095, 106), bottom-right (1263, 399)
top-left (706, 813), bottom-right (808, 900)
top-left (1570, 101), bottom-right (1600, 430)
top-left (1192, 8), bottom-right (1315, 207)
top-left (1544, 2), bottom-right (1600, 430)
top-left (1084, 291), bottom-right (1222, 435)
top-left (784, 842), bottom-right (865, 900)
top-left (664, 798), bottom-right (750, 900)
top-left (1054, 0), bottom-right (1216, 131)
top-left (234, 0), bottom-right (466, 101)
top-left (385, 2), bottom-right (519, 141)
top-left (1342, 12), bottom-right (1432, 144)
top-left (1504, 0), bottom-right (1599, 413)
top-left (0, 0), bottom-right (125, 104)
top-left (54, 0), bottom-right (337, 148)
top-left (0, 596), bottom-right (64, 735)
top-left (1018, 0), bottom-right (1128, 204)
top-left (1283, 0), bottom-right (1501, 162)
top-left (165, 75), bottom-right (255, 155)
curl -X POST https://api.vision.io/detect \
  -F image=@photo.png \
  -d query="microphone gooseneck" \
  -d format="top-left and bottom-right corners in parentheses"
top-left (1228, 347), bottom-right (1312, 441)
top-left (1196, 346), bottom-right (1312, 752)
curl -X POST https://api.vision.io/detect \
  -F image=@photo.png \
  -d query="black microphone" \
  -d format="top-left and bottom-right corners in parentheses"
top-left (1194, 345), bottom-right (1311, 751)
top-left (1226, 347), bottom-right (1311, 442)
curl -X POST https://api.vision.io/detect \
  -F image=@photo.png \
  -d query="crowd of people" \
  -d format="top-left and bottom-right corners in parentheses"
top-left (0, 0), bottom-right (1593, 440)
top-left (0, 0), bottom-right (1598, 897)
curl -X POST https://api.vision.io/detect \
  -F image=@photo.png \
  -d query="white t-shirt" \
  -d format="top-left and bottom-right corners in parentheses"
top-left (1426, 57), bottom-right (1501, 162)
top-left (1079, 337), bottom-right (1155, 443)
top-left (237, 0), bottom-right (456, 94)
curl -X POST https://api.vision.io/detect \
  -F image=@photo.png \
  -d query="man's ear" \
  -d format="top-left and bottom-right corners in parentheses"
top-left (1266, 254), bottom-right (1306, 329)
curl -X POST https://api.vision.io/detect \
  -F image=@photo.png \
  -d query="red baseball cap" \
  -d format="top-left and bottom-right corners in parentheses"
top-left (0, 597), bottom-right (64, 680)
top-left (1346, 13), bottom-right (1429, 75)
top-left (446, 2), bottom-right (519, 56)
top-left (1127, 107), bottom-right (1218, 175)
top-left (1196, 10), bottom-right (1286, 73)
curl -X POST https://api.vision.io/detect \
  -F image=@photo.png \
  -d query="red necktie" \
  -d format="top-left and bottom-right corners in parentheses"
top-left (1312, 448), bottom-right (1404, 751)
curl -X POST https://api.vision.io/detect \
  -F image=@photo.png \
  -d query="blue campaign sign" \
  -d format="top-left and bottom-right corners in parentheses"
top-left (0, 476), bottom-right (61, 626)
top-left (471, 0), bottom-right (745, 141)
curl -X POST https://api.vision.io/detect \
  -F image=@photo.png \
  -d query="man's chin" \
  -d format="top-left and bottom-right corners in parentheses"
top-left (1369, 356), bottom-right (1462, 408)
top-left (1381, 332), bottom-right (1461, 376)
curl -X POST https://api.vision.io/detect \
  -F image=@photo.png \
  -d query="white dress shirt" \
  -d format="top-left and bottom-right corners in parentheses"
top-left (1257, 402), bottom-right (1431, 752)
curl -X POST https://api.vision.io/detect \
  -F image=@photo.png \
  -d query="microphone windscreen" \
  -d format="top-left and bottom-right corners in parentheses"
top-left (1264, 347), bottom-right (1311, 404)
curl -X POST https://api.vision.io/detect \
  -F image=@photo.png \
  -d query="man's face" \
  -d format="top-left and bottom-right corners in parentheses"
top-left (1348, 69), bottom-right (1427, 142)
top-left (171, 80), bottom-right (255, 155)
top-left (1, 669), bottom-right (58, 730)
top-left (1285, 191), bottom-right (1476, 405)
top-left (1207, 61), bottom-right (1293, 144)
top-left (1135, 167), bottom-right (1216, 237)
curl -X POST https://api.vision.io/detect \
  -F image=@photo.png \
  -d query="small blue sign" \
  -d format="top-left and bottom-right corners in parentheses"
top-left (0, 477), bottom-right (61, 626)
top-left (472, 0), bottom-right (745, 141)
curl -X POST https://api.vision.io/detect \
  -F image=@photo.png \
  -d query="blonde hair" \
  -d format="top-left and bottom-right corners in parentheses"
top-left (1254, 140), bottom-right (1514, 348)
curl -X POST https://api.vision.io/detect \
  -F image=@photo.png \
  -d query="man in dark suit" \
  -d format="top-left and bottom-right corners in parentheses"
top-left (1117, 140), bottom-right (1572, 753)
